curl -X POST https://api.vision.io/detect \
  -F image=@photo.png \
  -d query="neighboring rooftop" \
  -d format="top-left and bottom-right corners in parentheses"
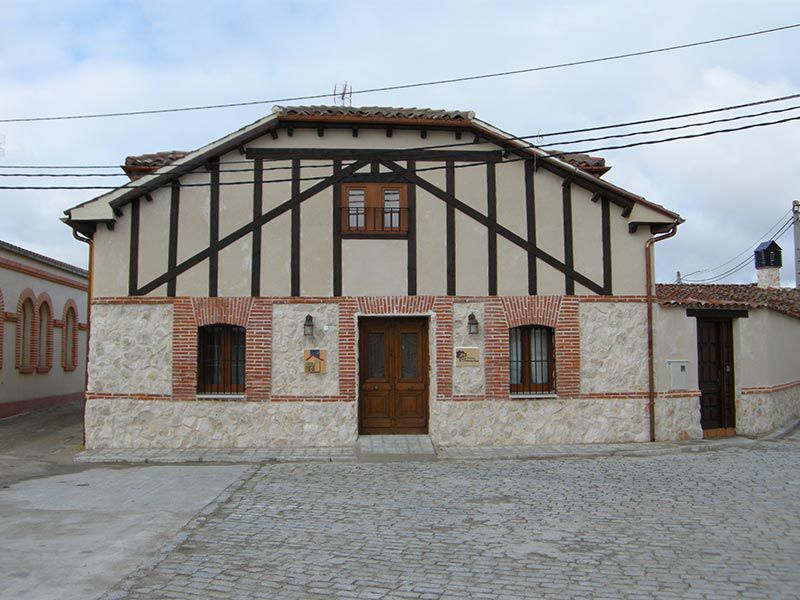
top-left (656, 283), bottom-right (800, 320)
top-left (0, 239), bottom-right (88, 278)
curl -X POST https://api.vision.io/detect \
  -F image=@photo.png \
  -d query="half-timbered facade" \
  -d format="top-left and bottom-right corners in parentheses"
top-left (65, 105), bottom-right (714, 449)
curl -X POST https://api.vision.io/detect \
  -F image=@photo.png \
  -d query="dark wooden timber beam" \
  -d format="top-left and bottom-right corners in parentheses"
top-left (446, 161), bottom-right (456, 296)
top-left (382, 160), bottom-right (605, 295)
top-left (291, 159), bottom-right (301, 296)
top-left (167, 179), bottom-right (180, 296)
top-left (562, 177), bottom-right (575, 295)
top-left (251, 158), bottom-right (263, 296)
top-left (245, 148), bottom-right (504, 163)
top-left (628, 221), bottom-right (675, 234)
top-left (128, 198), bottom-right (140, 296)
top-left (524, 160), bottom-right (537, 295)
top-left (407, 160), bottom-right (417, 296)
top-left (487, 163), bottom-right (497, 296)
top-left (601, 197), bottom-right (612, 295)
top-left (208, 161), bottom-right (220, 297)
top-left (134, 160), bottom-right (369, 296)
top-left (332, 160), bottom-right (343, 297)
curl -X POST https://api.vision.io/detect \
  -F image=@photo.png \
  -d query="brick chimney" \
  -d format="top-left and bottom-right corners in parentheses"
top-left (754, 240), bottom-right (782, 288)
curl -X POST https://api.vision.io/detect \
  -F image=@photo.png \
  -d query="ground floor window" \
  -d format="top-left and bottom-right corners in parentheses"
top-left (509, 325), bottom-right (555, 394)
top-left (197, 325), bottom-right (246, 394)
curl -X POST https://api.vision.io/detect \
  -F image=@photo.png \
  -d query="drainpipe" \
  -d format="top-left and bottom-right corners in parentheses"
top-left (645, 223), bottom-right (679, 442)
top-left (71, 227), bottom-right (92, 448)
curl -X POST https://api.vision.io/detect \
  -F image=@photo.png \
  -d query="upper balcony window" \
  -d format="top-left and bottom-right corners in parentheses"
top-left (341, 183), bottom-right (408, 236)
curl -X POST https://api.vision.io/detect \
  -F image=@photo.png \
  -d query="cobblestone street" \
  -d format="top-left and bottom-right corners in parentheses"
top-left (107, 435), bottom-right (800, 599)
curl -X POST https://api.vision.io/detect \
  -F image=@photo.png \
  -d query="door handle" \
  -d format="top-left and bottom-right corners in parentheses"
top-left (373, 385), bottom-right (378, 390)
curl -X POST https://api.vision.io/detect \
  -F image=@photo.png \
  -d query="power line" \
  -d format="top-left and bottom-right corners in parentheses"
top-left (2, 112), bottom-right (799, 190)
top-left (679, 209), bottom-right (792, 281)
top-left (684, 216), bottom-right (797, 283)
top-left (1, 23), bottom-right (798, 124)
top-left (537, 104), bottom-right (800, 148)
top-left (4, 99), bottom-right (800, 179)
top-left (3, 92), bottom-right (799, 172)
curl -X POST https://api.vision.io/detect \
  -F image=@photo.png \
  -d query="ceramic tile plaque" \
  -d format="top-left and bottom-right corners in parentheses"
top-left (303, 348), bottom-right (327, 374)
top-left (455, 347), bottom-right (480, 367)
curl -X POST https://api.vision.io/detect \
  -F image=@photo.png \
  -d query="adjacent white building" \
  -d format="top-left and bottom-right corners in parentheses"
top-left (0, 240), bottom-right (88, 417)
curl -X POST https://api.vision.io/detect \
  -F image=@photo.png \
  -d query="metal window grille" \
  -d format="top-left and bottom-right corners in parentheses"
top-left (197, 325), bottom-right (246, 394)
top-left (342, 206), bottom-right (408, 233)
top-left (509, 325), bottom-right (555, 394)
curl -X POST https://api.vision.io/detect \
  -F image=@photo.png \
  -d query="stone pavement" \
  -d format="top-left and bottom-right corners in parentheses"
top-left (102, 432), bottom-right (800, 599)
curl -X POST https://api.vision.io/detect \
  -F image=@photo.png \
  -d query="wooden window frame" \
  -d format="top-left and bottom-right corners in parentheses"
top-left (197, 324), bottom-right (246, 395)
top-left (341, 182), bottom-right (409, 238)
top-left (509, 325), bottom-right (556, 395)
top-left (62, 306), bottom-right (79, 372)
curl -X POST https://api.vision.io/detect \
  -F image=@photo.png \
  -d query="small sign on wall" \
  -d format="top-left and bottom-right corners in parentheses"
top-left (304, 348), bottom-right (327, 374)
top-left (455, 347), bottom-right (480, 367)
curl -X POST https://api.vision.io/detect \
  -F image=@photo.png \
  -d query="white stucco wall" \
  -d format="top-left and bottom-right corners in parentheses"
top-left (0, 251), bottom-right (88, 405)
top-left (85, 126), bottom-right (665, 300)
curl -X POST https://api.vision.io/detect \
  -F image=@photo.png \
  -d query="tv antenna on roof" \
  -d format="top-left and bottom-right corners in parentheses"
top-left (333, 83), bottom-right (352, 107)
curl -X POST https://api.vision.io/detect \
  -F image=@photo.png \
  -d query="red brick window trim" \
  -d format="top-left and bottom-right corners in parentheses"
top-left (16, 289), bottom-right (37, 374)
top-left (36, 293), bottom-right (54, 373)
top-left (61, 300), bottom-right (79, 372)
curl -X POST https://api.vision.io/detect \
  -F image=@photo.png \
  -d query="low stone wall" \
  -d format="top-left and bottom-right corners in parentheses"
top-left (85, 398), bottom-right (357, 449)
top-left (430, 397), bottom-right (649, 446)
top-left (654, 395), bottom-right (703, 441)
top-left (736, 385), bottom-right (800, 436)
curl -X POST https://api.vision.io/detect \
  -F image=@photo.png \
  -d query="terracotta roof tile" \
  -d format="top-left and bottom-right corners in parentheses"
top-left (272, 105), bottom-right (475, 121)
top-left (656, 283), bottom-right (800, 319)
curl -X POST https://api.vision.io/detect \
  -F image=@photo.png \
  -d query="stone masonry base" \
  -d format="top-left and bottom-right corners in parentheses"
top-left (85, 395), bottom-right (708, 449)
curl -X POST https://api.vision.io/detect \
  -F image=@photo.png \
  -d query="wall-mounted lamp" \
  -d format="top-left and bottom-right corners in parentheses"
top-left (468, 313), bottom-right (480, 335)
top-left (303, 314), bottom-right (314, 337)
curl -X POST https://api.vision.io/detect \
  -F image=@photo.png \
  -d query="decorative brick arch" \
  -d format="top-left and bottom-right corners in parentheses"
top-left (501, 296), bottom-right (562, 329)
top-left (356, 296), bottom-right (436, 315)
top-left (35, 292), bottom-right (54, 373)
top-left (16, 288), bottom-right (37, 373)
top-left (192, 297), bottom-right (253, 327)
top-left (61, 298), bottom-right (80, 372)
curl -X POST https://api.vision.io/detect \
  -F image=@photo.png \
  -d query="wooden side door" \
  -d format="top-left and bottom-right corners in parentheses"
top-left (697, 318), bottom-right (736, 431)
top-left (359, 318), bottom-right (428, 434)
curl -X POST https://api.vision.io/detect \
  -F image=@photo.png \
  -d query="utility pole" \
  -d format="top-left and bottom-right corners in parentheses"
top-left (794, 200), bottom-right (800, 289)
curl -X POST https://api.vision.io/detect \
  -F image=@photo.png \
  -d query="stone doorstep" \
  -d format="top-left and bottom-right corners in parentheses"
top-left (72, 432), bottom-right (777, 465)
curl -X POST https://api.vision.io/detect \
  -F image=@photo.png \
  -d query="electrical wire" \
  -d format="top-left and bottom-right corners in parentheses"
top-left (1, 23), bottom-right (798, 124)
top-left (3, 111), bottom-right (799, 190)
top-left (3, 92), bottom-right (800, 172)
top-left (678, 209), bottom-right (792, 281)
top-left (682, 216), bottom-right (797, 283)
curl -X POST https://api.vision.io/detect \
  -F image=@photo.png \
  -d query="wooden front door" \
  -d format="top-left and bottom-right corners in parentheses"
top-left (359, 318), bottom-right (429, 434)
top-left (697, 318), bottom-right (736, 431)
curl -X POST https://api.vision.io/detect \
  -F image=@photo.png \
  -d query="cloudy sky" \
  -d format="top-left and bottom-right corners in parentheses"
top-left (1, 0), bottom-right (798, 285)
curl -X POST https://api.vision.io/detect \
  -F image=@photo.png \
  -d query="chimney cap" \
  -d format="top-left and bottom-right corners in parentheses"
top-left (754, 240), bottom-right (782, 271)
